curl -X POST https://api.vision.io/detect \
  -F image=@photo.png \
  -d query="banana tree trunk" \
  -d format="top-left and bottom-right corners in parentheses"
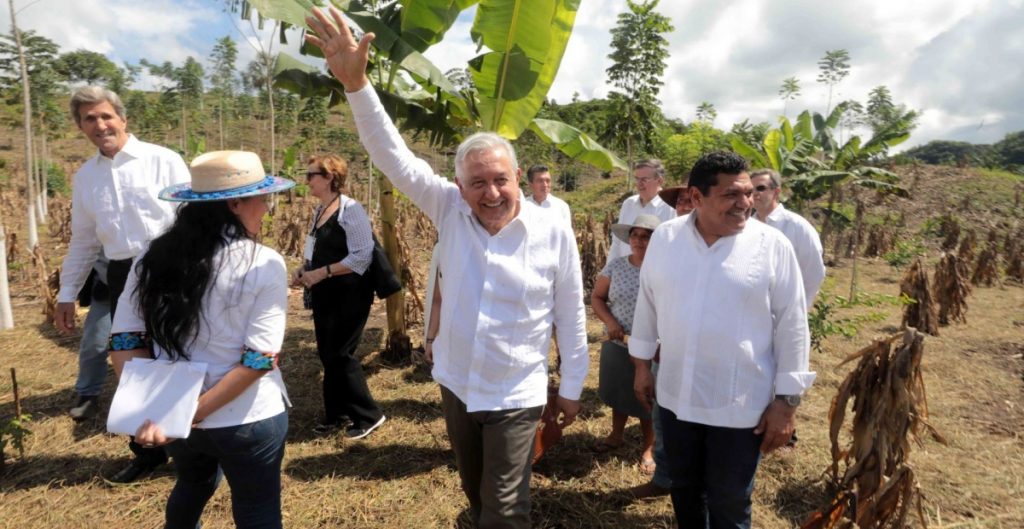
top-left (377, 170), bottom-right (405, 336)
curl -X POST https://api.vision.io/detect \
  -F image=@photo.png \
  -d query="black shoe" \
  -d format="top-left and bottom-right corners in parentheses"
top-left (69, 396), bottom-right (99, 422)
top-left (106, 459), bottom-right (159, 484)
top-left (345, 415), bottom-right (386, 440)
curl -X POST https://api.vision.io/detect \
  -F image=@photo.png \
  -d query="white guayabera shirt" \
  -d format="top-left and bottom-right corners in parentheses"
top-left (629, 214), bottom-right (816, 428)
top-left (760, 204), bottom-right (826, 303)
top-left (607, 193), bottom-right (675, 263)
top-left (348, 85), bottom-right (589, 412)
top-left (58, 135), bottom-right (189, 302)
top-left (525, 193), bottom-right (572, 227)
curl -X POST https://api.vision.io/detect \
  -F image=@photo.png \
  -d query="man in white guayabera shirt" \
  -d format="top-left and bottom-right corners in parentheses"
top-left (54, 86), bottom-right (190, 484)
top-left (524, 164), bottom-right (572, 226)
top-left (750, 168), bottom-right (826, 304)
top-left (607, 159), bottom-right (675, 263)
top-left (306, 8), bottom-right (588, 528)
top-left (630, 151), bottom-right (815, 529)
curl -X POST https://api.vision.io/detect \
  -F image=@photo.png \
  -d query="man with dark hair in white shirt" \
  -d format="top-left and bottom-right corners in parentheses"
top-left (607, 159), bottom-right (675, 262)
top-left (306, 9), bottom-right (589, 528)
top-left (524, 164), bottom-right (572, 226)
top-left (750, 168), bottom-right (825, 303)
top-left (630, 151), bottom-right (815, 528)
top-left (54, 85), bottom-right (190, 483)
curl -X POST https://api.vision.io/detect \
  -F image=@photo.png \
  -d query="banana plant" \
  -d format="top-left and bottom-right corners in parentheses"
top-left (256, 0), bottom-right (626, 171)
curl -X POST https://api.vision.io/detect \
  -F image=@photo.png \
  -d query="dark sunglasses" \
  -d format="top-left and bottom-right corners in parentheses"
top-left (306, 171), bottom-right (325, 181)
top-left (754, 184), bottom-right (774, 192)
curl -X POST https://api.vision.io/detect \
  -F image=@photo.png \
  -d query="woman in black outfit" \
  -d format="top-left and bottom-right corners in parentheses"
top-left (294, 154), bottom-right (385, 440)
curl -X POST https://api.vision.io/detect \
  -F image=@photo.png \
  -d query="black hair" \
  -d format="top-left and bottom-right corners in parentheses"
top-left (687, 151), bottom-right (749, 197)
top-left (526, 164), bottom-right (549, 183)
top-left (134, 200), bottom-right (250, 360)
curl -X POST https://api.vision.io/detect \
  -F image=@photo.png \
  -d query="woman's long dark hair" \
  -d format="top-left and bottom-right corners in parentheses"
top-left (134, 200), bottom-right (250, 360)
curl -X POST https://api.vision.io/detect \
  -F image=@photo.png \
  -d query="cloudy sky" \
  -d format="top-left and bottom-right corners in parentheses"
top-left (4, 0), bottom-right (1021, 148)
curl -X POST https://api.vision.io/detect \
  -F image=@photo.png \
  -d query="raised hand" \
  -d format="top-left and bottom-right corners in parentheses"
top-left (305, 6), bottom-right (375, 92)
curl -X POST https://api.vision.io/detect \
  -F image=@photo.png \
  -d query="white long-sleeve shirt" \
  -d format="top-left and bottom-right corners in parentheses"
top-left (58, 136), bottom-right (189, 302)
top-left (629, 214), bottom-right (816, 428)
top-left (348, 85), bottom-right (588, 412)
top-left (761, 204), bottom-right (826, 303)
top-left (525, 193), bottom-right (572, 226)
top-left (111, 238), bottom-right (290, 428)
top-left (607, 194), bottom-right (675, 262)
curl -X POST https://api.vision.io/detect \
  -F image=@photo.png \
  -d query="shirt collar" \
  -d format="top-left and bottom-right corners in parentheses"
top-left (765, 203), bottom-right (787, 222)
top-left (96, 134), bottom-right (143, 162)
top-left (639, 193), bottom-right (666, 209)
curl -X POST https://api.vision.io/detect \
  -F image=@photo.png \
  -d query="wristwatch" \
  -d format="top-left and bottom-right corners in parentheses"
top-left (776, 394), bottom-right (801, 407)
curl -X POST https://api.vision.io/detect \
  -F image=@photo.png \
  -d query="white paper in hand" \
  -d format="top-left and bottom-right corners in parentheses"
top-left (107, 359), bottom-right (208, 439)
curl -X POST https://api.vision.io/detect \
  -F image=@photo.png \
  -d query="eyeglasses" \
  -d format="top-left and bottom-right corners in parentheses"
top-left (754, 184), bottom-right (775, 192)
top-left (635, 176), bottom-right (660, 184)
top-left (306, 171), bottom-right (325, 181)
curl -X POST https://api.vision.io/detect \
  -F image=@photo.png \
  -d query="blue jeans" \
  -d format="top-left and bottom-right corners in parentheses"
top-left (658, 406), bottom-right (762, 529)
top-left (163, 411), bottom-right (288, 529)
top-left (650, 361), bottom-right (673, 489)
top-left (75, 297), bottom-right (111, 397)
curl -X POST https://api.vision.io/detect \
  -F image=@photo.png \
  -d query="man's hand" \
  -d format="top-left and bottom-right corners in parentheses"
top-left (55, 302), bottom-right (77, 333)
top-left (305, 6), bottom-right (374, 93)
top-left (753, 399), bottom-right (797, 454)
top-left (550, 396), bottom-right (580, 429)
top-left (633, 360), bottom-right (655, 412)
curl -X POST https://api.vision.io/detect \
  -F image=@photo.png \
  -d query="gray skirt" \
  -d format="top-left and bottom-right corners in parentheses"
top-left (598, 341), bottom-right (651, 420)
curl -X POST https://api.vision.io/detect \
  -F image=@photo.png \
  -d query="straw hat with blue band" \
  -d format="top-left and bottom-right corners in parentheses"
top-left (159, 150), bottom-right (295, 202)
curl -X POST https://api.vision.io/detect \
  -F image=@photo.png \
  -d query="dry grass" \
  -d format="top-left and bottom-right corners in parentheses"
top-left (2, 164), bottom-right (1024, 528)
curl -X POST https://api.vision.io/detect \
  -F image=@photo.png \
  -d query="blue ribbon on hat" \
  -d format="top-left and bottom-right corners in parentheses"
top-left (168, 175), bottom-right (277, 200)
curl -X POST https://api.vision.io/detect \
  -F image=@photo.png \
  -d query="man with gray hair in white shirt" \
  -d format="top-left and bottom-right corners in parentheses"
top-left (750, 168), bottom-right (825, 304)
top-left (630, 151), bottom-right (815, 528)
top-left (306, 8), bottom-right (588, 528)
top-left (54, 85), bottom-right (190, 483)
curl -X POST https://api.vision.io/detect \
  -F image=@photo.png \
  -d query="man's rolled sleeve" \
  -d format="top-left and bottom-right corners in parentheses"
top-left (552, 227), bottom-right (588, 401)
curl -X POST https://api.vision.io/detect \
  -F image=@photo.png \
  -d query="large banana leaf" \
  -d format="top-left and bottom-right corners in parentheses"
top-left (400, 0), bottom-right (478, 52)
top-left (528, 119), bottom-right (627, 172)
top-left (763, 129), bottom-right (782, 171)
top-left (730, 137), bottom-right (769, 168)
top-left (247, 0), bottom-right (316, 26)
top-left (470, 0), bottom-right (580, 138)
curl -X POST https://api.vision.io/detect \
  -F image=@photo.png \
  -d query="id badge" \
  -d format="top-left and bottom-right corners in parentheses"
top-left (303, 235), bottom-right (315, 261)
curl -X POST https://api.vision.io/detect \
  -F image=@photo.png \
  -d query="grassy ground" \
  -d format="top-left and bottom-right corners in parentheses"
top-left (2, 236), bottom-right (1023, 528)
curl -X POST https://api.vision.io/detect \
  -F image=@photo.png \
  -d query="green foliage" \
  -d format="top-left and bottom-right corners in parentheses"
top-left (603, 0), bottom-right (674, 168)
top-left (883, 239), bottom-right (925, 269)
top-left (54, 49), bottom-right (121, 85)
top-left (46, 162), bottom-right (68, 196)
top-left (663, 123), bottom-right (728, 181)
top-left (808, 289), bottom-right (909, 353)
top-left (900, 140), bottom-right (999, 167)
top-left (779, 76), bottom-right (800, 116)
top-left (817, 49), bottom-right (850, 115)
top-left (0, 413), bottom-right (33, 461)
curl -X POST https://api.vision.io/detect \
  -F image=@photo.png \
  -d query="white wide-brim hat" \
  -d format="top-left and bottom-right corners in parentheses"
top-left (159, 150), bottom-right (295, 202)
top-left (610, 213), bottom-right (663, 243)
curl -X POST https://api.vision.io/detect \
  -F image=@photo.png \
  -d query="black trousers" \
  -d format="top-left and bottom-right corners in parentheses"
top-left (108, 258), bottom-right (168, 467)
top-left (310, 275), bottom-right (383, 429)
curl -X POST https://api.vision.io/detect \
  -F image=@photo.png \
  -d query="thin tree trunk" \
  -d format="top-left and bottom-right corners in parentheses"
top-left (181, 99), bottom-right (188, 157)
top-left (38, 128), bottom-right (49, 219)
top-left (378, 170), bottom-right (405, 337)
top-left (10, 0), bottom-right (37, 250)
top-left (218, 98), bottom-right (225, 150)
top-left (0, 223), bottom-right (14, 329)
top-left (849, 194), bottom-right (864, 301)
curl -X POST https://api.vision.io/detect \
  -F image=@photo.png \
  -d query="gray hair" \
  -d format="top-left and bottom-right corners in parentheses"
top-left (70, 86), bottom-right (126, 126)
top-left (750, 168), bottom-right (782, 188)
top-left (634, 159), bottom-right (665, 178)
top-left (454, 132), bottom-right (518, 182)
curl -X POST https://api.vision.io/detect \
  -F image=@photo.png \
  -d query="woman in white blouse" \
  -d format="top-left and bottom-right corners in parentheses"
top-left (590, 214), bottom-right (662, 475)
top-left (110, 151), bottom-right (293, 529)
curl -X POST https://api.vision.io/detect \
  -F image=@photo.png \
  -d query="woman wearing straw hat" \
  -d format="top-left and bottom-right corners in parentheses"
top-left (590, 213), bottom-right (662, 474)
top-left (110, 150), bottom-right (294, 529)
top-left (293, 154), bottom-right (385, 440)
